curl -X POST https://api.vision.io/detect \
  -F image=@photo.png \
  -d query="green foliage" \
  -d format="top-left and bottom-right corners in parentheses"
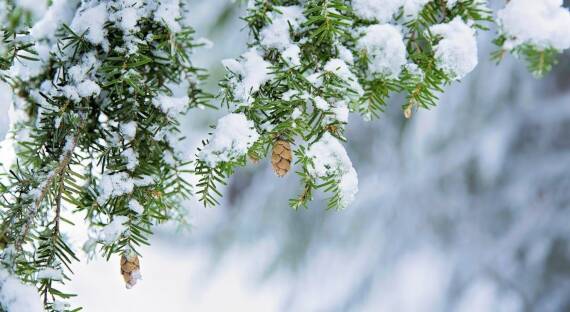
top-left (492, 3), bottom-right (564, 78)
top-left (198, 0), bottom-right (492, 212)
top-left (519, 46), bottom-right (560, 78)
top-left (0, 0), bottom-right (565, 309)
top-left (0, 1), bottom-right (208, 310)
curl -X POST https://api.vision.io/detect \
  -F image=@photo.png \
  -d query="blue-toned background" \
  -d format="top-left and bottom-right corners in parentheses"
top-left (2, 1), bottom-right (570, 311)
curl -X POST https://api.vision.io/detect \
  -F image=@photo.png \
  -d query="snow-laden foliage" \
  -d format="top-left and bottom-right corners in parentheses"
top-left (197, 0), bottom-right (491, 210)
top-left (196, 0), bottom-right (569, 211)
top-left (0, 0), bottom-right (208, 309)
top-left (199, 113), bottom-right (260, 167)
top-left (0, 0), bottom-right (569, 310)
top-left (494, 0), bottom-right (570, 76)
top-left (0, 267), bottom-right (42, 312)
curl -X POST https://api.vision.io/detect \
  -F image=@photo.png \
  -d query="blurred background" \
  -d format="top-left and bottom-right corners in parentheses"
top-left (2, 0), bottom-right (570, 311)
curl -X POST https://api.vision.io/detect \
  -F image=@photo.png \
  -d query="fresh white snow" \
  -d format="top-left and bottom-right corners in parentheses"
top-left (430, 17), bottom-right (478, 80)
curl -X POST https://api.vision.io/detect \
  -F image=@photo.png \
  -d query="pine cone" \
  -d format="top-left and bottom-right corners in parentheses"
top-left (120, 254), bottom-right (141, 289)
top-left (271, 140), bottom-right (292, 177)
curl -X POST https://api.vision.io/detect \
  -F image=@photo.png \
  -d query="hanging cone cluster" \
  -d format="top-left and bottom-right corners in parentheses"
top-left (120, 254), bottom-right (141, 289)
top-left (271, 140), bottom-right (292, 177)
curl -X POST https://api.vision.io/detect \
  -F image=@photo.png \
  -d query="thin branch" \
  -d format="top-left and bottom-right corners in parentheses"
top-left (15, 135), bottom-right (79, 252)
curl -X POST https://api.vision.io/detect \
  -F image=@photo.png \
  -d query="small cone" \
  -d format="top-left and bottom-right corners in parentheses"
top-left (271, 140), bottom-right (292, 177)
top-left (404, 106), bottom-right (413, 119)
top-left (120, 254), bottom-right (141, 289)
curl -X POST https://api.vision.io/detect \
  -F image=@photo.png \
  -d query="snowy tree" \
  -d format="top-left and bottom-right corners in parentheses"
top-left (0, 0), bottom-right (569, 311)
top-left (0, 0), bottom-right (209, 310)
top-left (197, 0), bottom-right (570, 211)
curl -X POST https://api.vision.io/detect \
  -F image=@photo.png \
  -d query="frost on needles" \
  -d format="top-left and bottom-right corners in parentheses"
top-left (0, 0), bottom-right (208, 310)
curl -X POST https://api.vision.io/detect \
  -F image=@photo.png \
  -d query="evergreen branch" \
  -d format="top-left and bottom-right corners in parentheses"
top-left (15, 133), bottom-right (79, 253)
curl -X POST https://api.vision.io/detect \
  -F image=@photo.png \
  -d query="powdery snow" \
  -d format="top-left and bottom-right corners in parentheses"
top-left (52, 300), bottom-right (70, 312)
top-left (199, 113), bottom-right (260, 167)
top-left (0, 268), bottom-right (43, 312)
top-left (338, 167), bottom-right (358, 208)
top-left (352, 0), bottom-right (403, 22)
top-left (98, 216), bottom-right (130, 243)
top-left (76, 80), bottom-right (101, 98)
top-left (31, 0), bottom-right (79, 41)
top-left (282, 44), bottom-right (302, 66)
top-left (259, 6), bottom-right (306, 51)
top-left (122, 148), bottom-right (139, 171)
top-left (314, 96), bottom-right (330, 111)
top-left (36, 268), bottom-right (64, 281)
top-left (97, 172), bottom-right (135, 204)
top-left (153, 0), bottom-right (183, 32)
top-left (337, 45), bottom-right (354, 64)
top-left (120, 121), bottom-right (137, 141)
top-left (152, 94), bottom-right (189, 118)
top-left (430, 17), bottom-right (478, 80)
top-left (306, 133), bottom-right (358, 208)
top-left (357, 24), bottom-right (407, 78)
top-left (70, 3), bottom-right (109, 49)
top-left (403, 0), bottom-right (432, 19)
top-left (222, 49), bottom-right (273, 106)
top-left (128, 199), bottom-right (144, 214)
top-left (332, 101), bottom-right (349, 123)
top-left (497, 0), bottom-right (570, 51)
top-left (324, 58), bottom-right (364, 96)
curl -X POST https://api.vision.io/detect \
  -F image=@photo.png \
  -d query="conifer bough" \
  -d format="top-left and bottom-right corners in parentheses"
top-left (197, 0), bottom-right (570, 211)
top-left (0, 0), bottom-right (568, 311)
top-left (0, 0), bottom-right (209, 310)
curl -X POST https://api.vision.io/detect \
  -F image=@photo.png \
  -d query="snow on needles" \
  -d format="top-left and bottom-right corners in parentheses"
top-left (352, 0), bottom-right (402, 22)
top-left (98, 216), bottom-right (130, 244)
top-left (353, 0), bottom-right (432, 22)
top-left (199, 113), bottom-right (260, 167)
top-left (31, 0), bottom-right (79, 42)
top-left (324, 59), bottom-right (364, 96)
top-left (430, 17), bottom-right (478, 80)
top-left (357, 24), bottom-right (407, 78)
top-left (152, 93), bottom-right (189, 118)
top-left (0, 268), bottom-right (42, 312)
top-left (259, 6), bottom-right (306, 51)
top-left (222, 49), bottom-right (273, 106)
top-left (36, 268), bottom-right (64, 281)
top-left (258, 5), bottom-right (305, 67)
top-left (96, 173), bottom-right (153, 205)
top-left (402, 0), bottom-right (432, 19)
top-left (497, 0), bottom-right (570, 51)
top-left (70, 3), bottom-right (109, 49)
top-left (306, 133), bottom-right (358, 208)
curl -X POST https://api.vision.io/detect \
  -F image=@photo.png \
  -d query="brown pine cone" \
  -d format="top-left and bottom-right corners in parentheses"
top-left (271, 140), bottom-right (292, 177)
top-left (120, 254), bottom-right (141, 289)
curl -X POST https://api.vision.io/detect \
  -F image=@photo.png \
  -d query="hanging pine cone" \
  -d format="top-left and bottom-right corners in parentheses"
top-left (271, 140), bottom-right (292, 177)
top-left (120, 254), bottom-right (141, 289)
